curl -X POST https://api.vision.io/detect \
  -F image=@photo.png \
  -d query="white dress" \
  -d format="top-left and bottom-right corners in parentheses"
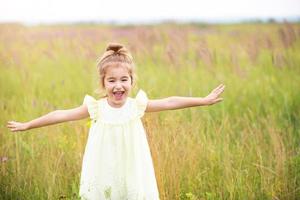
top-left (79, 90), bottom-right (160, 200)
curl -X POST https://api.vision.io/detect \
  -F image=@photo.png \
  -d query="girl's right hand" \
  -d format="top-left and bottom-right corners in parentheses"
top-left (204, 84), bottom-right (225, 105)
top-left (7, 121), bottom-right (29, 132)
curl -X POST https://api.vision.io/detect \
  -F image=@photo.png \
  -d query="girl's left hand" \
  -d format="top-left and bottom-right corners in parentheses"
top-left (7, 121), bottom-right (29, 132)
top-left (204, 84), bottom-right (225, 105)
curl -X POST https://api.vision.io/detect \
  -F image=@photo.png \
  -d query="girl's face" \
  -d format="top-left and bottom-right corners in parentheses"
top-left (103, 65), bottom-right (132, 108)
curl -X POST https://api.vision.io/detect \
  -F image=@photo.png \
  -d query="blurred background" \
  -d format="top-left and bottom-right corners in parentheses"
top-left (0, 0), bottom-right (300, 199)
top-left (1, 0), bottom-right (300, 25)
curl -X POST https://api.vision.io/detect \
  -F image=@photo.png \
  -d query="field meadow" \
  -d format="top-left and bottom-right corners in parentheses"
top-left (0, 22), bottom-right (300, 200)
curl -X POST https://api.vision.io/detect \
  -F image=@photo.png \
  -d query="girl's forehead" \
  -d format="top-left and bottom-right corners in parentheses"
top-left (105, 65), bottom-right (130, 76)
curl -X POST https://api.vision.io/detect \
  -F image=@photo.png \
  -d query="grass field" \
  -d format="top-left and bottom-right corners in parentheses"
top-left (0, 22), bottom-right (300, 200)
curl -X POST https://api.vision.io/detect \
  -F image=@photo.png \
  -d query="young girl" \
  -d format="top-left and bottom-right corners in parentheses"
top-left (7, 43), bottom-right (225, 200)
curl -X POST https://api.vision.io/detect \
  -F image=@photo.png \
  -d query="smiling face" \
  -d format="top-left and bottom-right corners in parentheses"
top-left (103, 65), bottom-right (132, 108)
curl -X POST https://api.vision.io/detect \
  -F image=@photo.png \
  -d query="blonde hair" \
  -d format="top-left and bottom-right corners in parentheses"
top-left (97, 43), bottom-right (135, 88)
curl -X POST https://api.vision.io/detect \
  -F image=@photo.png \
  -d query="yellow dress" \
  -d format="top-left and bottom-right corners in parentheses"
top-left (79, 90), bottom-right (160, 200)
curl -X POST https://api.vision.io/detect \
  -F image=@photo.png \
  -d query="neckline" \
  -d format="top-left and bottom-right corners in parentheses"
top-left (105, 97), bottom-right (129, 110)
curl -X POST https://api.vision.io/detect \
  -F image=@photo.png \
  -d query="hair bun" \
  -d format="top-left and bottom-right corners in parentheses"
top-left (106, 43), bottom-right (124, 52)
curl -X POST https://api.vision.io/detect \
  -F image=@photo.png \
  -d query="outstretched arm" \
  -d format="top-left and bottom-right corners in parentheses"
top-left (146, 84), bottom-right (225, 112)
top-left (7, 105), bottom-right (89, 132)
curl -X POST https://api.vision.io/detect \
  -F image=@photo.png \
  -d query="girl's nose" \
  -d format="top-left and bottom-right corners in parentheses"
top-left (115, 81), bottom-right (122, 88)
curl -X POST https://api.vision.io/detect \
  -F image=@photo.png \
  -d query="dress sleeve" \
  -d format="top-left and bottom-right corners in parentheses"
top-left (83, 95), bottom-right (99, 121)
top-left (135, 89), bottom-right (148, 118)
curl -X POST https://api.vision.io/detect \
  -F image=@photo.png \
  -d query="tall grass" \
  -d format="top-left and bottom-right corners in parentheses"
top-left (0, 22), bottom-right (299, 199)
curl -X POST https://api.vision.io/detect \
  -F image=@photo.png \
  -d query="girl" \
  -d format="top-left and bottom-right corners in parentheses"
top-left (7, 43), bottom-right (225, 200)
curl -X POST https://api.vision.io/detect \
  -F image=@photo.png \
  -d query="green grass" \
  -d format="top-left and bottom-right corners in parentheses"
top-left (0, 22), bottom-right (300, 200)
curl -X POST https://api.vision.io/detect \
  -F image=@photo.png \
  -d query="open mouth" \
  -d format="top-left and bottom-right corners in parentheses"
top-left (113, 91), bottom-right (125, 100)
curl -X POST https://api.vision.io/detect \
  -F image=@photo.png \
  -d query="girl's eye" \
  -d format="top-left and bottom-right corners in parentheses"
top-left (122, 79), bottom-right (128, 82)
top-left (108, 80), bottom-right (115, 83)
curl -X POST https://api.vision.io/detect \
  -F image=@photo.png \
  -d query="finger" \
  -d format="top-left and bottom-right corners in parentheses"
top-left (216, 84), bottom-right (225, 91)
top-left (216, 84), bottom-right (224, 90)
top-left (8, 125), bottom-right (18, 131)
top-left (212, 86), bottom-right (221, 93)
top-left (217, 87), bottom-right (225, 94)
top-left (11, 128), bottom-right (19, 132)
top-left (216, 85), bottom-right (225, 94)
top-left (213, 84), bottom-right (225, 93)
top-left (7, 123), bottom-right (16, 127)
top-left (7, 122), bottom-right (17, 127)
top-left (214, 98), bottom-right (223, 103)
top-left (8, 122), bottom-right (18, 126)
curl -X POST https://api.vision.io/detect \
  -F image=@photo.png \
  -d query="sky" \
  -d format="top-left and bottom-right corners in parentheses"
top-left (0, 0), bottom-right (299, 25)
